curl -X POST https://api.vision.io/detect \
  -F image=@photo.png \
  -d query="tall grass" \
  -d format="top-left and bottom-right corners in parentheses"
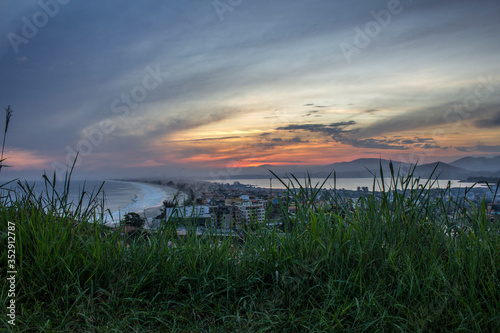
top-left (1, 162), bottom-right (499, 331)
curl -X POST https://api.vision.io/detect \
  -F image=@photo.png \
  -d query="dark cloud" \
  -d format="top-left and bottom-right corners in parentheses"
top-left (475, 111), bottom-right (500, 128)
top-left (419, 143), bottom-right (444, 150)
top-left (1, 0), bottom-right (499, 177)
top-left (188, 136), bottom-right (241, 142)
top-left (348, 138), bottom-right (408, 150)
top-left (288, 136), bottom-right (308, 143)
top-left (261, 135), bottom-right (310, 146)
top-left (353, 103), bottom-right (500, 139)
top-left (278, 122), bottom-right (443, 150)
top-left (400, 137), bottom-right (434, 144)
top-left (277, 122), bottom-right (358, 140)
top-left (456, 145), bottom-right (500, 153)
top-left (278, 121), bottom-right (356, 130)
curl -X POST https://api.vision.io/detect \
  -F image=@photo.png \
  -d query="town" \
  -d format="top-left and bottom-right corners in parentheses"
top-left (124, 178), bottom-right (500, 237)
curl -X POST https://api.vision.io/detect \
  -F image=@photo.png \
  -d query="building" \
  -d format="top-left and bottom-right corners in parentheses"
top-left (236, 201), bottom-right (266, 224)
top-left (209, 205), bottom-right (234, 229)
top-left (162, 205), bottom-right (212, 226)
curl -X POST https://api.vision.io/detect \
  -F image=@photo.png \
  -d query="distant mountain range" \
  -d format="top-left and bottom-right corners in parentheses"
top-left (216, 155), bottom-right (500, 180)
top-left (448, 156), bottom-right (500, 172)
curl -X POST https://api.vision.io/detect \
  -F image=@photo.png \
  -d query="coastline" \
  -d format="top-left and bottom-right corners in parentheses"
top-left (203, 177), bottom-right (487, 191)
top-left (104, 180), bottom-right (187, 225)
top-left (134, 181), bottom-right (188, 223)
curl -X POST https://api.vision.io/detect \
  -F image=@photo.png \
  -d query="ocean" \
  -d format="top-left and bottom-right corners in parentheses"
top-left (3, 176), bottom-right (489, 225)
top-left (3, 180), bottom-right (174, 224)
top-left (205, 177), bottom-right (484, 191)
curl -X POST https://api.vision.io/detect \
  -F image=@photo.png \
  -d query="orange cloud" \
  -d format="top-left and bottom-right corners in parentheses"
top-left (2, 149), bottom-right (52, 170)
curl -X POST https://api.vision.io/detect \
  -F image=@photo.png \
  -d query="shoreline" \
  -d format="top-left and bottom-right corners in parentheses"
top-left (202, 177), bottom-right (493, 191)
top-left (132, 181), bottom-right (188, 223)
top-left (104, 180), bottom-right (188, 225)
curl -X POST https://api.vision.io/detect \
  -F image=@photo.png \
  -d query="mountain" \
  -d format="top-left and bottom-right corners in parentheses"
top-left (450, 156), bottom-right (500, 173)
top-left (316, 159), bottom-right (412, 178)
top-left (324, 158), bottom-right (409, 173)
top-left (213, 156), bottom-right (496, 180)
top-left (322, 159), bottom-right (472, 179)
top-left (413, 162), bottom-right (472, 179)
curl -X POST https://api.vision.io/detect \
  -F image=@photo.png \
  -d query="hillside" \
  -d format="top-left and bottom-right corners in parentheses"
top-left (2, 171), bottom-right (499, 331)
top-left (413, 162), bottom-right (472, 179)
top-left (210, 156), bottom-right (500, 180)
top-left (450, 156), bottom-right (500, 173)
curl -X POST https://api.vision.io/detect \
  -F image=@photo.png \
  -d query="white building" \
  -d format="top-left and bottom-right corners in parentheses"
top-left (163, 205), bottom-right (211, 220)
top-left (236, 201), bottom-right (265, 224)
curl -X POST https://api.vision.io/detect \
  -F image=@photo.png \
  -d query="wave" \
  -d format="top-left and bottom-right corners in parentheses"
top-left (105, 182), bottom-right (174, 224)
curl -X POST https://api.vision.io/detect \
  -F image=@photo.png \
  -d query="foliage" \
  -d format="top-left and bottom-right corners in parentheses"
top-left (1, 154), bottom-right (500, 331)
top-left (121, 212), bottom-right (145, 229)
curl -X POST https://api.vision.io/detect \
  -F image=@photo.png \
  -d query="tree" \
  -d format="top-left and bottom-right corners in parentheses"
top-left (121, 212), bottom-right (145, 229)
top-left (163, 199), bottom-right (176, 208)
top-left (156, 199), bottom-right (177, 220)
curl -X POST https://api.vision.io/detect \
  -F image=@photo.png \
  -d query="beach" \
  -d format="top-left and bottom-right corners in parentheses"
top-left (105, 181), bottom-right (187, 226)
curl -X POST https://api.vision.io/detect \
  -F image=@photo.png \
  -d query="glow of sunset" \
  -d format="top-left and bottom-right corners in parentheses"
top-left (1, 1), bottom-right (499, 179)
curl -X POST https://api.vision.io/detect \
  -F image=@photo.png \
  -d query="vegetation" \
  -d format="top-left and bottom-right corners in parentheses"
top-left (1, 108), bottom-right (500, 331)
top-left (121, 212), bottom-right (146, 229)
top-left (0, 166), bottom-right (499, 332)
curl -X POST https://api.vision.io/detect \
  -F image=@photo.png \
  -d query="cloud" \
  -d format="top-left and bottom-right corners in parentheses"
top-left (2, 0), bottom-right (500, 177)
top-left (261, 135), bottom-right (310, 147)
top-left (399, 137), bottom-right (434, 144)
top-left (277, 121), bottom-right (354, 139)
top-left (278, 121), bottom-right (357, 137)
top-left (288, 136), bottom-right (308, 143)
top-left (349, 139), bottom-right (408, 150)
top-left (277, 121), bottom-right (409, 149)
top-left (188, 136), bottom-right (242, 142)
top-left (352, 103), bottom-right (500, 139)
top-left (456, 145), bottom-right (500, 153)
top-left (277, 122), bottom-right (444, 150)
top-left (475, 111), bottom-right (500, 128)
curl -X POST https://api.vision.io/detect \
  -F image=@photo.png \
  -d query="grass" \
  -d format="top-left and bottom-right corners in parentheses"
top-left (1, 162), bottom-right (500, 332)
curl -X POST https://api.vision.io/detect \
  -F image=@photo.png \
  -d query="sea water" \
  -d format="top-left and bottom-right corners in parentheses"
top-left (4, 180), bottom-right (173, 224)
top-left (205, 177), bottom-right (484, 191)
top-left (100, 181), bottom-right (173, 223)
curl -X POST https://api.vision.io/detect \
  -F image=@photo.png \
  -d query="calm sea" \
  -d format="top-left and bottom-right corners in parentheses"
top-left (205, 177), bottom-right (483, 191)
top-left (3, 180), bottom-right (172, 224)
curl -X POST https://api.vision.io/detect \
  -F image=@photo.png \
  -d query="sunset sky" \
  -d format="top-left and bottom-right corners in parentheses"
top-left (1, 0), bottom-right (499, 179)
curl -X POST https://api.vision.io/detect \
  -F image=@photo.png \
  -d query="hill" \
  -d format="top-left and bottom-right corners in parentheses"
top-left (208, 156), bottom-right (498, 180)
top-left (450, 156), bottom-right (500, 173)
top-left (413, 162), bottom-right (472, 179)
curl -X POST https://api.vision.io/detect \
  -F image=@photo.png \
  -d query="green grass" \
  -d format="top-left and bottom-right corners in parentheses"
top-left (1, 165), bottom-right (500, 332)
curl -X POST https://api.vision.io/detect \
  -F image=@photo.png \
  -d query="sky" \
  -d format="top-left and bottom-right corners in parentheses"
top-left (0, 0), bottom-right (499, 180)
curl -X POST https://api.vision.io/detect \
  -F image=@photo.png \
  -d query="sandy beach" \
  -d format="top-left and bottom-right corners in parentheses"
top-left (130, 182), bottom-right (188, 223)
top-left (104, 181), bottom-right (188, 225)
